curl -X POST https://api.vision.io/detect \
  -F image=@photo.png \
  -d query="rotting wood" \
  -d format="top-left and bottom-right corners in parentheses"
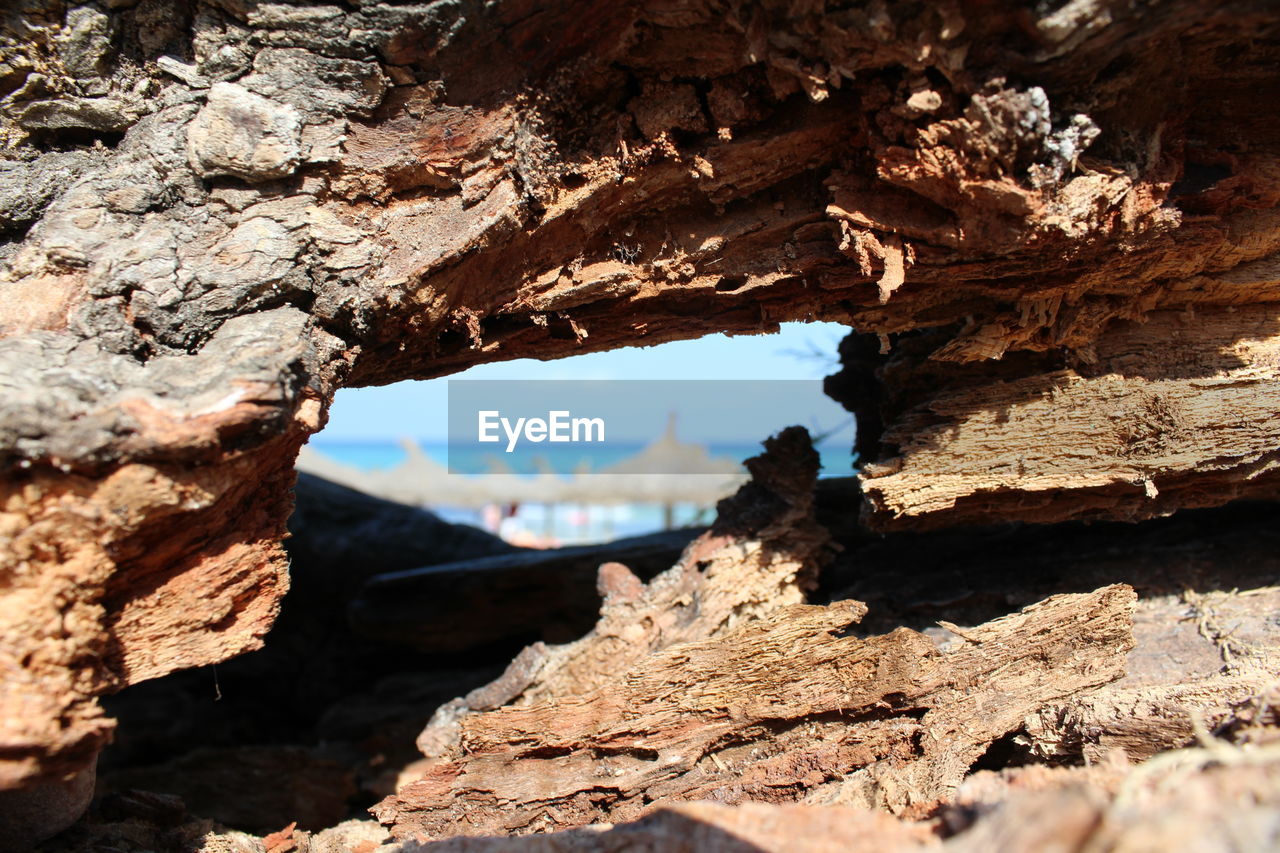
top-left (831, 303), bottom-right (1280, 530)
top-left (406, 802), bottom-right (940, 853)
top-left (82, 477), bottom-right (1280, 843)
top-left (1023, 587), bottom-right (1280, 766)
top-left (38, 744), bottom-right (1280, 851)
top-left (378, 584), bottom-right (1135, 840)
top-left (3, 0), bottom-right (1280, 818)
top-left (815, 499), bottom-right (1280, 773)
top-left (388, 749), bottom-right (1280, 851)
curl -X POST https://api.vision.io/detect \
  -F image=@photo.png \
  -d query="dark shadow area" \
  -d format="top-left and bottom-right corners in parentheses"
top-left (969, 731), bottom-right (1039, 774)
top-left (352, 527), bottom-right (700, 654)
top-left (816, 481), bottom-right (1280, 636)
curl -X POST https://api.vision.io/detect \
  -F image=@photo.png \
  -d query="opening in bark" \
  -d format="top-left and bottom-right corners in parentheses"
top-left (93, 323), bottom-right (852, 834)
top-left (5, 0), bottom-right (1280, 848)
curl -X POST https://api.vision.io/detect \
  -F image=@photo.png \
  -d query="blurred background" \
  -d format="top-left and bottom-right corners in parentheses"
top-left (302, 321), bottom-right (854, 545)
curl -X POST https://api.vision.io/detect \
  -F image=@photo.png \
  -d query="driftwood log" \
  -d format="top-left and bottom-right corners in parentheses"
top-left (4, 0), bottom-right (1280, 842)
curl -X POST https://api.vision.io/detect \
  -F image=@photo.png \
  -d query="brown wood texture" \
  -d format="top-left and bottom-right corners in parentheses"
top-left (412, 427), bottom-right (830, 761)
top-left (379, 579), bottom-right (1135, 839)
top-left (833, 303), bottom-right (1280, 529)
top-left (3, 0), bottom-right (1280, 814)
top-left (37, 750), bottom-right (1280, 851)
top-left (388, 752), bottom-right (1280, 851)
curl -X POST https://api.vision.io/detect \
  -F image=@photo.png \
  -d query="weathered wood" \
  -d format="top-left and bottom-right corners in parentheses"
top-left (1024, 587), bottom-right (1280, 765)
top-left (406, 803), bottom-right (939, 852)
top-left (84, 470), bottom-right (1278, 845)
top-left (834, 304), bottom-right (1280, 529)
top-left (392, 749), bottom-right (1280, 851)
top-left (39, 748), bottom-right (1280, 851)
top-left (3, 0), bottom-right (1280, 810)
top-left (91, 473), bottom-right (517, 804)
top-left (818, 499), bottom-right (1280, 772)
top-left (942, 752), bottom-right (1280, 853)
top-left (378, 584), bottom-right (1135, 840)
top-left (0, 430), bottom-right (305, 790)
top-left (819, 497), bottom-right (1280, 635)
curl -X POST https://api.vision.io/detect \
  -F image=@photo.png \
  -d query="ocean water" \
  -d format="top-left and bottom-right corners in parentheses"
top-left (305, 439), bottom-right (857, 545)
top-left (307, 439), bottom-right (858, 477)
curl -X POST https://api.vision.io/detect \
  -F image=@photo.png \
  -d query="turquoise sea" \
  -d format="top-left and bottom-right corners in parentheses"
top-left (307, 439), bottom-right (857, 478)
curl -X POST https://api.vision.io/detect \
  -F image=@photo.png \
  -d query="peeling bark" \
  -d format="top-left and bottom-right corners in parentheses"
top-left (378, 574), bottom-right (1135, 840)
top-left (37, 751), bottom-right (1280, 852)
top-left (411, 427), bottom-right (829, 763)
top-left (1024, 587), bottom-right (1280, 766)
top-left (832, 304), bottom-right (1280, 529)
top-left (2, 0), bottom-right (1280, 810)
top-left (0, 429), bottom-right (303, 788)
top-left (388, 751), bottom-right (1280, 851)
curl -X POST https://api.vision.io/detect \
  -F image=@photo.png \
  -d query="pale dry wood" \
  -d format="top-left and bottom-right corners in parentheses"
top-left (855, 304), bottom-right (1280, 529)
top-left (1024, 587), bottom-right (1280, 764)
top-left (945, 749), bottom-right (1280, 853)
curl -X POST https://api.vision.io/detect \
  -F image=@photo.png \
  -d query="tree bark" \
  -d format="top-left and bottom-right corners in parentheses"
top-left (378, 585), bottom-right (1136, 840)
top-left (381, 753), bottom-right (1280, 852)
top-left (2, 0), bottom-right (1280, 821)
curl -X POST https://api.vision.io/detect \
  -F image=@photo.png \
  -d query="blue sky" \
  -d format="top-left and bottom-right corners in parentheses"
top-left (319, 321), bottom-right (852, 443)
